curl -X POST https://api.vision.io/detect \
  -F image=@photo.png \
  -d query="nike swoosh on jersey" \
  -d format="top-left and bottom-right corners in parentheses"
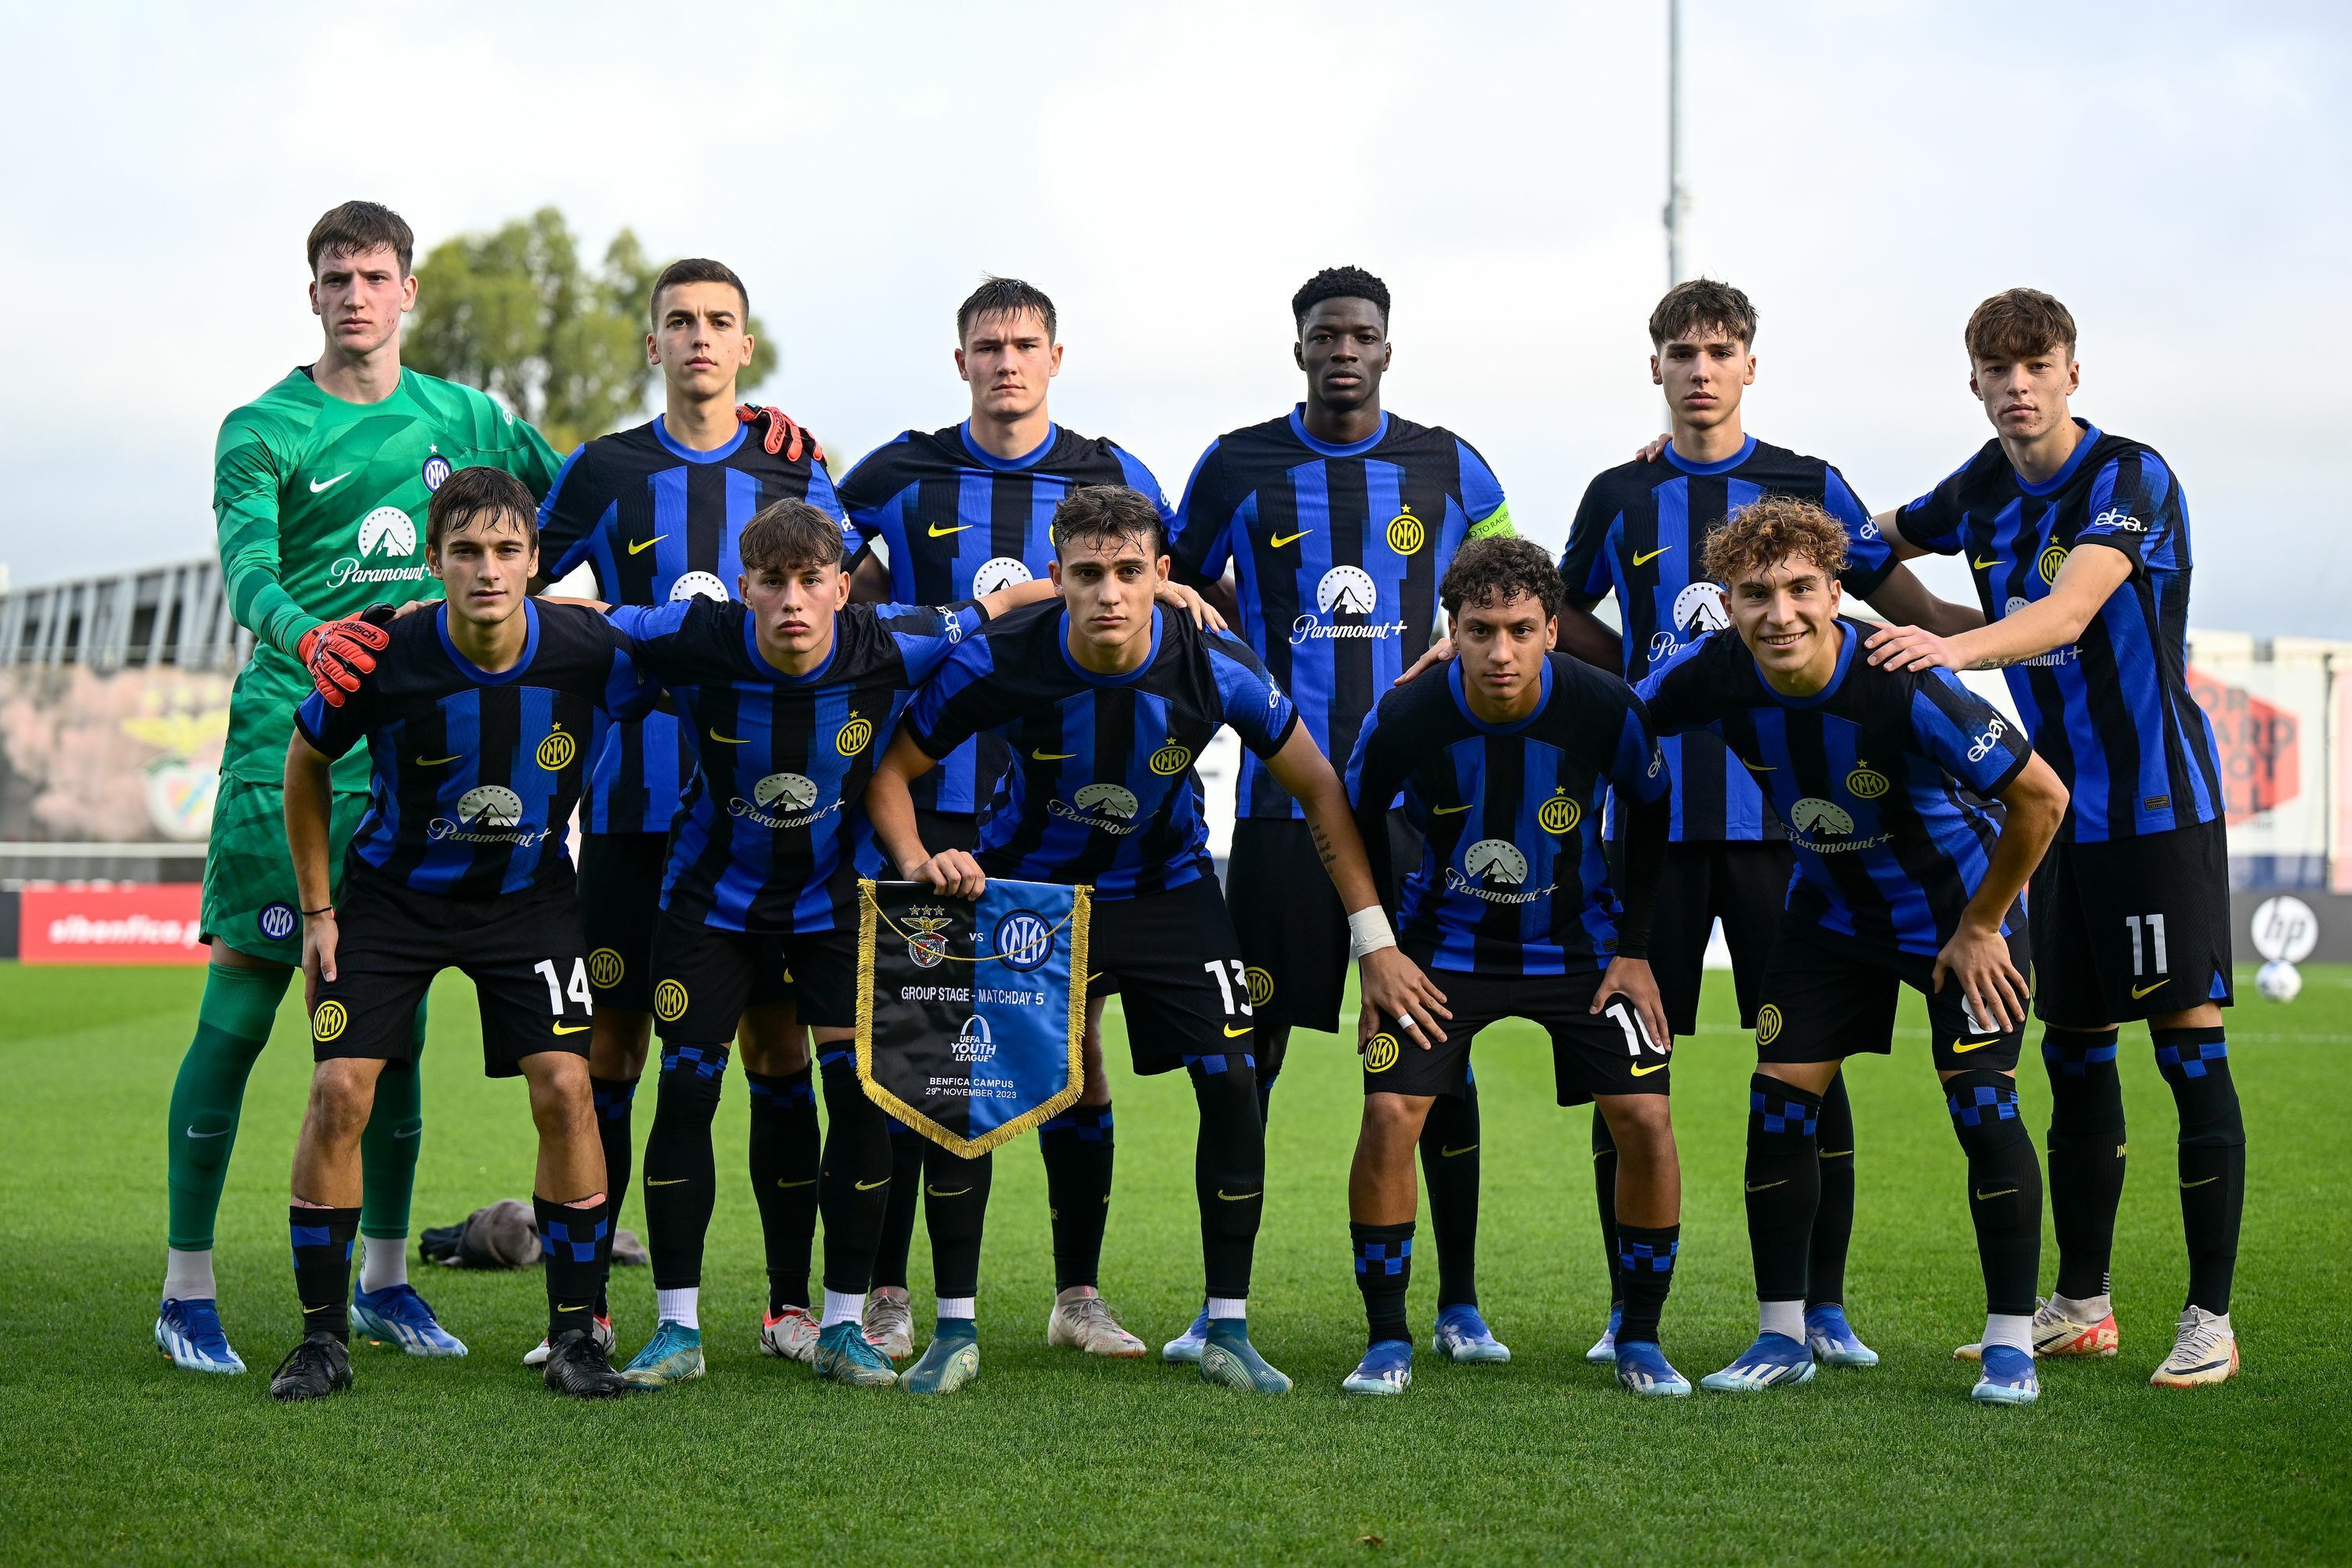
top-left (711, 731), bottom-right (751, 744)
top-left (1973, 557), bottom-right (1999, 569)
top-left (552, 1024), bottom-right (590, 1036)
top-left (1269, 529), bottom-right (1313, 548)
top-left (1630, 1062), bottom-right (1669, 1076)
top-left (1745, 1179), bottom-right (1788, 1192)
top-left (1432, 803), bottom-right (1472, 815)
top-left (414, 754), bottom-right (463, 767)
top-left (1222, 1024), bottom-right (1252, 1037)
top-left (1951, 1037), bottom-right (1999, 1053)
top-left (309, 472), bottom-right (351, 494)
top-left (628, 535), bottom-right (667, 555)
top-left (928, 523), bottom-right (973, 537)
top-left (1743, 759), bottom-right (1777, 771)
top-left (2132, 980), bottom-right (2168, 998)
top-left (1632, 546), bottom-right (1673, 565)
top-left (1973, 1187), bottom-right (2019, 1200)
top-left (1032, 750), bottom-right (1077, 760)
top-left (855, 1178), bottom-right (889, 1191)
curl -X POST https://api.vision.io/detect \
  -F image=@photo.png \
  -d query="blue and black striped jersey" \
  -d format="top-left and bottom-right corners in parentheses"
top-left (295, 602), bottom-right (655, 900)
top-left (1639, 618), bottom-right (2034, 957)
top-left (537, 416), bottom-right (846, 837)
top-left (1559, 437), bottom-right (1891, 844)
top-left (837, 422), bottom-right (1174, 815)
top-left (1345, 654), bottom-right (1669, 976)
top-left (1896, 421), bottom-right (2221, 844)
top-left (612, 597), bottom-right (983, 934)
top-left (1168, 408), bottom-right (1512, 819)
top-left (902, 601), bottom-right (1298, 901)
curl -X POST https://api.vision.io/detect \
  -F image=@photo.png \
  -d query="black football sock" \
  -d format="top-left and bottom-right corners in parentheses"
top-left (1807, 1073), bottom-right (1857, 1308)
top-left (641, 1044), bottom-right (728, 1293)
top-left (289, 1205), bottom-right (360, 1342)
top-left (924, 1144), bottom-right (994, 1302)
top-left (535, 1196), bottom-right (608, 1341)
top-left (746, 1067), bottom-right (819, 1314)
top-left (588, 1075), bottom-right (638, 1316)
top-left (1419, 1080), bottom-right (1481, 1310)
top-left (1616, 1223), bottom-right (1681, 1347)
top-left (869, 1121), bottom-right (925, 1294)
top-left (1254, 1023), bottom-right (1291, 1123)
top-left (817, 1046), bottom-right (892, 1296)
top-left (1189, 1053), bottom-right (1265, 1302)
top-left (1351, 1221), bottom-right (1414, 1348)
top-left (2154, 1027), bottom-right (2245, 1314)
top-left (1945, 1070), bottom-right (2043, 1319)
top-left (1744, 1075), bottom-right (1824, 1309)
top-left (2042, 1028), bottom-right (2125, 1302)
top-left (1590, 1105), bottom-right (1622, 1308)
top-left (1039, 1104), bottom-right (1115, 1291)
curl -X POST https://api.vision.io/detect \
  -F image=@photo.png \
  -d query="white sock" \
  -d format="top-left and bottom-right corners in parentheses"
top-left (821, 1289), bottom-right (865, 1329)
top-left (1206, 1296), bottom-right (1247, 1323)
top-left (1759, 1300), bottom-right (1806, 1341)
top-left (935, 1296), bottom-right (976, 1321)
top-left (359, 1236), bottom-right (408, 1294)
top-left (2053, 1290), bottom-right (2111, 1323)
top-left (1983, 1312), bottom-right (2034, 1356)
top-left (162, 1247), bottom-right (216, 1303)
top-left (655, 1287), bottom-right (700, 1330)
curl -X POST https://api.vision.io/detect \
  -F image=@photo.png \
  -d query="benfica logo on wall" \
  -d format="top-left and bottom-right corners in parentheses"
top-left (855, 877), bottom-right (1091, 1156)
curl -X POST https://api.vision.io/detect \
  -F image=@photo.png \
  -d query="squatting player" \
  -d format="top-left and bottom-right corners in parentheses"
top-left (158, 201), bottom-right (563, 1375)
top-left (1639, 497), bottom-right (2069, 1406)
top-left (1167, 265), bottom-right (1515, 1367)
top-left (270, 467), bottom-right (652, 1401)
top-left (1863, 289), bottom-right (2245, 1388)
top-left (532, 256), bottom-right (840, 1367)
top-left (838, 277), bottom-right (1176, 1362)
top-left (869, 485), bottom-right (1451, 1396)
top-left (1343, 539), bottom-right (1689, 1399)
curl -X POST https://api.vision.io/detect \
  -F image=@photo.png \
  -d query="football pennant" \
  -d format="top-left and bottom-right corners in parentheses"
top-left (855, 877), bottom-right (1091, 1157)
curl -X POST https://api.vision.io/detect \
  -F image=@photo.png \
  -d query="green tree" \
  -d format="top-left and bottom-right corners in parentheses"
top-left (405, 206), bottom-right (768, 452)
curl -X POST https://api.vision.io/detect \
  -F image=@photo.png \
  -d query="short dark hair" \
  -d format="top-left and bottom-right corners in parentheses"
top-left (957, 277), bottom-right (1056, 343)
top-left (307, 201), bottom-right (414, 277)
top-left (427, 466), bottom-right (539, 554)
top-left (1292, 266), bottom-right (1390, 329)
top-left (1440, 537), bottom-right (1563, 621)
top-left (1649, 278), bottom-right (1757, 349)
top-left (650, 257), bottom-right (750, 325)
top-left (1701, 495), bottom-right (1850, 586)
top-left (739, 499), bottom-right (848, 575)
top-left (1051, 485), bottom-right (1165, 561)
top-left (1965, 287), bottom-right (2077, 364)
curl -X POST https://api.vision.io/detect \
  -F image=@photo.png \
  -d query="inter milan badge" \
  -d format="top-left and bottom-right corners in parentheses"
top-left (421, 454), bottom-right (452, 492)
top-left (904, 906), bottom-right (955, 968)
top-left (257, 902), bottom-right (299, 942)
top-left (991, 908), bottom-right (1057, 972)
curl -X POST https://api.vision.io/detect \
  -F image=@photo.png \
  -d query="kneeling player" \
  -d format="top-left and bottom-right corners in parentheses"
top-left (269, 468), bottom-right (652, 1401)
top-left (1639, 497), bottom-right (2069, 1405)
top-left (869, 484), bottom-right (1448, 1396)
top-left (1343, 539), bottom-right (1685, 1396)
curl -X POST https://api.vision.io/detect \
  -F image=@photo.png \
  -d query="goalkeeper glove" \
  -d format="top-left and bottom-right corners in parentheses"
top-left (736, 405), bottom-right (824, 466)
top-left (298, 604), bottom-right (396, 706)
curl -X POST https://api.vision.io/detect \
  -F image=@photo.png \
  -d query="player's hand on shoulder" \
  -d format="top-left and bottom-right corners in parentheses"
top-left (1153, 579), bottom-right (1227, 633)
top-left (737, 405), bottom-right (823, 465)
top-left (1395, 633), bottom-right (1454, 687)
top-left (1359, 948), bottom-right (1451, 1046)
top-left (1932, 920), bottom-right (2028, 1034)
top-left (1864, 622), bottom-right (1958, 673)
top-left (1592, 956), bottom-right (1671, 1060)
top-left (297, 606), bottom-right (395, 706)
top-left (907, 848), bottom-right (987, 900)
top-left (1636, 432), bottom-right (1671, 463)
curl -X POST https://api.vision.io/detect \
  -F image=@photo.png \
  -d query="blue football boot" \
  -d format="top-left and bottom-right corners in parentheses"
top-left (1341, 1339), bottom-right (1414, 1396)
top-left (350, 1283), bottom-right (468, 1357)
top-left (1805, 1304), bottom-right (1880, 1368)
top-left (1613, 1340), bottom-right (1692, 1396)
top-left (1198, 1321), bottom-right (1291, 1393)
top-left (1700, 1332), bottom-right (1817, 1392)
top-left (1584, 1303), bottom-right (1623, 1364)
top-left (1162, 1305), bottom-right (1210, 1364)
top-left (620, 1319), bottom-right (704, 1388)
top-left (812, 1319), bottom-right (898, 1387)
top-left (1971, 1344), bottom-right (2041, 1405)
top-left (155, 1298), bottom-right (246, 1374)
top-left (1431, 1304), bottom-right (1512, 1364)
top-left (901, 1323), bottom-right (979, 1396)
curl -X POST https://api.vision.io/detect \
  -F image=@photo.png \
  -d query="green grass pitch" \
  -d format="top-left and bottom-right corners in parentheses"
top-left (1, 961), bottom-right (2346, 1565)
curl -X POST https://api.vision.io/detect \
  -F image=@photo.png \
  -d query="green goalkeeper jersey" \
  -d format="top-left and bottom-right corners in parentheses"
top-left (213, 365), bottom-right (563, 789)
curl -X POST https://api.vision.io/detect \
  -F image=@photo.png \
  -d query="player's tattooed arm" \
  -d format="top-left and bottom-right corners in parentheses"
top-left (282, 735), bottom-right (340, 1004)
top-left (1865, 546), bottom-right (2131, 673)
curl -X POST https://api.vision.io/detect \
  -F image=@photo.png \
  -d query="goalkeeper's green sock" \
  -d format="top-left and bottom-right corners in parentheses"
top-left (358, 1000), bottom-right (430, 1243)
top-left (163, 963), bottom-right (292, 1294)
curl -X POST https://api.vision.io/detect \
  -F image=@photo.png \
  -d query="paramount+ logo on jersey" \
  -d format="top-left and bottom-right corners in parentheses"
top-left (326, 506), bottom-right (433, 591)
top-left (1290, 564), bottom-right (1406, 646)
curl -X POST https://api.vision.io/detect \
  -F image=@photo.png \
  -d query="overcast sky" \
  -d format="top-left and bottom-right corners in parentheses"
top-left (2, 1), bottom-right (2344, 633)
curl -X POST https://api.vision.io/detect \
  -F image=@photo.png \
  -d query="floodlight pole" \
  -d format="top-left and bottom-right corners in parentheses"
top-left (1665, 0), bottom-right (1690, 285)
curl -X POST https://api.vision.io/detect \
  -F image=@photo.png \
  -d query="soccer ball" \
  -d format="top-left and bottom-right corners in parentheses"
top-left (2256, 960), bottom-right (2302, 1004)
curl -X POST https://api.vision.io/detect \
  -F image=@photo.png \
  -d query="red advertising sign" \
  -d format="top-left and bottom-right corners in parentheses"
top-left (2187, 665), bottom-right (2301, 823)
top-left (19, 884), bottom-right (207, 964)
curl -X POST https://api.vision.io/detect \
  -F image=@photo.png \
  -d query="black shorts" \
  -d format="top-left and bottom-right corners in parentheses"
top-left (577, 831), bottom-right (688, 1014)
top-left (1755, 916), bottom-right (2029, 1073)
top-left (2031, 818), bottom-right (2234, 1027)
top-left (1637, 838), bottom-right (1791, 1036)
top-left (310, 871), bottom-right (591, 1077)
top-left (1225, 812), bottom-right (1420, 1034)
top-left (1087, 875), bottom-right (1256, 1076)
top-left (649, 910), bottom-right (858, 1037)
top-left (1363, 953), bottom-right (1671, 1105)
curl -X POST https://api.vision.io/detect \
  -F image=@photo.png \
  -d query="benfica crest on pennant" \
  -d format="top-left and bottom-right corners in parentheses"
top-left (855, 877), bottom-right (1091, 1156)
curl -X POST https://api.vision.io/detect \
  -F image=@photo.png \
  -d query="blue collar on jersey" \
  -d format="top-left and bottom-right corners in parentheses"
top-left (1058, 606), bottom-right (1163, 687)
top-left (2012, 419), bottom-right (2103, 497)
top-left (653, 414), bottom-right (751, 464)
top-left (1446, 655), bottom-right (1554, 735)
top-left (742, 604), bottom-right (841, 684)
top-left (1286, 405), bottom-right (1391, 458)
top-left (434, 598), bottom-right (541, 684)
top-left (958, 420), bottom-right (1060, 471)
top-left (1662, 434), bottom-right (1758, 475)
top-left (1748, 616), bottom-right (1860, 710)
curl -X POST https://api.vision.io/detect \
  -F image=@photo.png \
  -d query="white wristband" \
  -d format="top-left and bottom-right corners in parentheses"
top-left (1348, 906), bottom-right (1396, 960)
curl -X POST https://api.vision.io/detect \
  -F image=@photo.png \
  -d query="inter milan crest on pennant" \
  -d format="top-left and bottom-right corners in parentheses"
top-left (855, 877), bottom-right (1091, 1156)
